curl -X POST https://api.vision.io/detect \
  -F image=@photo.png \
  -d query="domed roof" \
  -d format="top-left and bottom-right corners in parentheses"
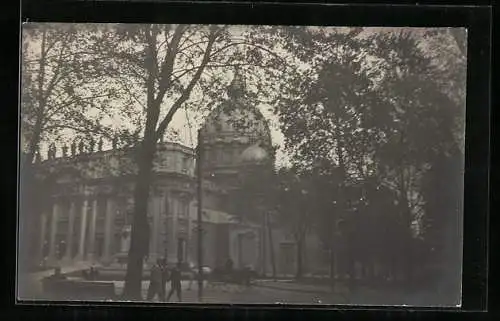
top-left (240, 143), bottom-right (269, 163)
top-left (200, 72), bottom-right (272, 147)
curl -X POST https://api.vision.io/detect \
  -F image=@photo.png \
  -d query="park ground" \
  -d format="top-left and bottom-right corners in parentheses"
top-left (17, 262), bottom-right (453, 306)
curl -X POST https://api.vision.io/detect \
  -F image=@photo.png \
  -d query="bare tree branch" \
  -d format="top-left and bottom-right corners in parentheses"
top-left (155, 25), bottom-right (188, 101)
top-left (154, 27), bottom-right (219, 141)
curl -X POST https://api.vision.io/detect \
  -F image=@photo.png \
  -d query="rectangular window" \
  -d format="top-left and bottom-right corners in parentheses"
top-left (178, 200), bottom-right (189, 218)
top-left (182, 156), bottom-right (189, 173)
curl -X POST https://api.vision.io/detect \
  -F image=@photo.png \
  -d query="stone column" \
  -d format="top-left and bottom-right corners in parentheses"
top-left (87, 198), bottom-right (98, 261)
top-left (37, 211), bottom-right (48, 263)
top-left (171, 196), bottom-right (178, 262)
top-left (159, 193), bottom-right (166, 259)
top-left (150, 196), bottom-right (160, 262)
top-left (186, 200), bottom-right (193, 264)
top-left (146, 197), bottom-right (155, 263)
top-left (77, 199), bottom-right (89, 260)
top-left (103, 197), bottom-right (115, 261)
top-left (64, 201), bottom-right (76, 260)
top-left (237, 233), bottom-right (243, 269)
top-left (48, 202), bottom-right (59, 261)
top-left (262, 213), bottom-right (268, 275)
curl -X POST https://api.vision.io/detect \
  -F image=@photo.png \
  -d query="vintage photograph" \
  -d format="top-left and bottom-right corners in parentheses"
top-left (18, 24), bottom-right (466, 306)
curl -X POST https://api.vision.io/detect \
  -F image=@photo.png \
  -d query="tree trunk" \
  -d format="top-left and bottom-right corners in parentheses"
top-left (261, 211), bottom-right (266, 276)
top-left (122, 141), bottom-right (156, 300)
top-left (329, 224), bottom-right (335, 292)
top-left (266, 211), bottom-right (277, 280)
top-left (399, 196), bottom-right (413, 285)
top-left (296, 237), bottom-right (303, 279)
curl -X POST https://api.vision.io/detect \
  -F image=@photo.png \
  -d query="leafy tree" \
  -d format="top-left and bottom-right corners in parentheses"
top-left (419, 32), bottom-right (466, 287)
top-left (21, 24), bottom-right (117, 166)
top-left (420, 146), bottom-right (463, 298)
top-left (368, 31), bottom-right (464, 281)
top-left (275, 27), bottom-right (465, 288)
top-left (274, 27), bottom-right (388, 285)
top-left (422, 28), bottom-right (467, 105)
top-left (273, 168), bottom-right (314, 278)
top-left (19, 23), bottom-right (117, 269)
top-left (91, 24), bottom-right (287, 299)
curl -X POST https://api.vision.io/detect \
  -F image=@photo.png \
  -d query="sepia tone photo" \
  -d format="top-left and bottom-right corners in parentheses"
top-left (18, 24), bottom-right (466, 306)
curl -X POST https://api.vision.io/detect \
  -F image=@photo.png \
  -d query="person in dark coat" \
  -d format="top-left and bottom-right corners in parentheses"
top-left (225, 258), bottom-right (234, 273)
top-left (186, 262), bottom-right (196, 291)
top-left (159, 258), bottom-right (169, 301)
top-left (89, 266), bottom-right (99, 280)
top-left (166, 262), bottom-right (182, 302)
top-left (147, 259), bottom-right (163, 301)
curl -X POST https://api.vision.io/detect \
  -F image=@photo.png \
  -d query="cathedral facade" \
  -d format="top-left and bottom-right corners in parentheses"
top-left (25, 75), bottom-right (326, 276)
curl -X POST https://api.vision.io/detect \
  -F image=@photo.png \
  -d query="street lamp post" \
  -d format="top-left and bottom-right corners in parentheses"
top-left (196, 129), bottom-right (204, 302)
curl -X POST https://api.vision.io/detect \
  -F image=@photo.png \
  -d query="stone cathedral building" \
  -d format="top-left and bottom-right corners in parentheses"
top-left (25, 76), bottom-right (325, 276)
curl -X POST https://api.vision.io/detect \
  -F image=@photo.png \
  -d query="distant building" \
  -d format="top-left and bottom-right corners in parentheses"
top-left (25, 74), bottom-right (325, 276)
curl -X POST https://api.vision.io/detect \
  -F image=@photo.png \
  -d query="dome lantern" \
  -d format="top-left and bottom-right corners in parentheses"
top-left (228, 70), bottom-right (246, 100)
top-left (198, 69), bottom-right (273, 186)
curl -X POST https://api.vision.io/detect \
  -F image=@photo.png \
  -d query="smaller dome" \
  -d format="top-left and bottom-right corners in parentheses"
top-left (240, 143), bottom-right (269, 163)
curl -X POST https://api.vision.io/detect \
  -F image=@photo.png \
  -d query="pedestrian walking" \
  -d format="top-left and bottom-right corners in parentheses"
top-left (186, 262), bottom-right (197, 291)
top-left (166, 262), bottom-right (182, 302)
top-left (225, 257), bottom-right (234, 283)
top-left (225, 257), bottom-right (234, 273)
top-left (160, 258), bottom-right (169, 301)
top-left (147, 259), bottom-right (163, 301)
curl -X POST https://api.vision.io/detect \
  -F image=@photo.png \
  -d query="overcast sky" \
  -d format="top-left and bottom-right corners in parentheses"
top-left (23, 24), bottom-right (465, 169)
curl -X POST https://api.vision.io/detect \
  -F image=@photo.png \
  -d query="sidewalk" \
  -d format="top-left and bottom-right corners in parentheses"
top-left (18, 261), bottom-right (99, 300)
top-left (251, 280), bottom-right (448, 306)
top-left (112, 280), bottom-right (235, 303)
top-left (253, 279), bottom-right (333, 295)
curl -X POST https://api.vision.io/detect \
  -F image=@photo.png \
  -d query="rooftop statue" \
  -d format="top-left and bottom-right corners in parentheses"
top-left (47, 143), bottom-right (56, 159)
top-left (112, 136), bottom-right (118, 149)
top-left (71, 141), bottom-right (77, 156)
top-left (98, 138), bottom-right (104, 152)
top-left (89, 138), bottom-right (95, 153)
top-left (78, 140), bottom-right (84, 154)
top-left (62, 145), bottom-right (68, 157)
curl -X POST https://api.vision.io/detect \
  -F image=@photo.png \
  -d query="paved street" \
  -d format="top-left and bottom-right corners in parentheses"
top-left (19, 263), bottom-right (442, 306)
top-left (113, 280), bottom-right (344, 304)
top-left (18, 261), bottom-right (340, 304)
